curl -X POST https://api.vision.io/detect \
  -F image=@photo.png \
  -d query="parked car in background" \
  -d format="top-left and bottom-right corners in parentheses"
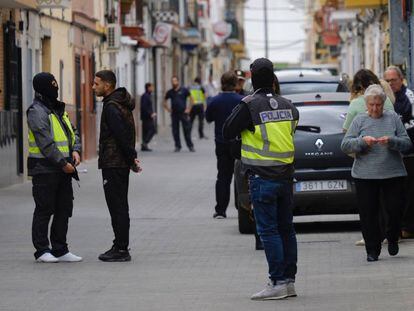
top-left (235, 92), bottom-right (357, 234)
top-left (243, 70), bottom-right (349, 96)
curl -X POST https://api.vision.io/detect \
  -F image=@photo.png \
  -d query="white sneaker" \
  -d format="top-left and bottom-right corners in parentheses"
top-left (36, 253), bottom-right (58, 263)
top-left (251, 282), bottom-right (288, 300)
top-left (355, 239), bottom-right (365, 246)
top-left (57, 252), bottom-right (83, 262)
top-left (287, 281), bottom-right (297, 297)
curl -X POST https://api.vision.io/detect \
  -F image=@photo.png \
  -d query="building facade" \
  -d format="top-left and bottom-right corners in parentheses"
top-left (0, 0), bottom-right (247, 188)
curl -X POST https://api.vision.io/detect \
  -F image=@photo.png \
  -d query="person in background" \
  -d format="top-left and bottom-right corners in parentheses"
top-left (205, 71), bottom-right (243, 219)
top-left (384, 66), bottom-right (414, 124)
top-left (380, 79), bottom-right (395, 104)
top-left (140, 82), bottom-right (156, 151)
top-left (384, 66), bottom-right (414, 239)
top-left (204, 75), bottom-right (219, 104)
top-left (163, 76), bottom-right (195, 152)
top-left (343, 69), bottom-right (395, 132)
top-left (27, 72), bottom-right (82, 263)
top-left (93, 70), bottom-right (141, 262)
top-left (189, 77), bottom-right (207, 139)
top-left (235, 69), bottom-right (247, 96)
top-left (341, 84), bottom-right (412, 262)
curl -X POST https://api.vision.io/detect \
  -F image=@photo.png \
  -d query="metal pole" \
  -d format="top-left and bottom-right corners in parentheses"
top-left (264, 0), bottom-right (269, 58)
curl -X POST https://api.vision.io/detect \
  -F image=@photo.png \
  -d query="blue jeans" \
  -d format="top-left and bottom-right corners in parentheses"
top-left (249, 175), bottom-right (297, 283)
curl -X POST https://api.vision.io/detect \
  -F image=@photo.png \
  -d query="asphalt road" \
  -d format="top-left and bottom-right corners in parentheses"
top-left (1, 126), bottom-right (414, 311)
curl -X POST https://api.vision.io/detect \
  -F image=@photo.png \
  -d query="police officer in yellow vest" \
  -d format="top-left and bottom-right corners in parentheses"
top-left (224, 58), bottom-right (299, 300)
top-left (189, 77), bottom-right (207, 139)
top-left (27, 72), bottom-right (82, 263)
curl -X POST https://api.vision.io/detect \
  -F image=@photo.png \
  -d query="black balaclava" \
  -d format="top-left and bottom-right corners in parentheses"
top-left (250, 58), bottom-right (274, 91)
top-left (33, 72), bottom-right (59, 101)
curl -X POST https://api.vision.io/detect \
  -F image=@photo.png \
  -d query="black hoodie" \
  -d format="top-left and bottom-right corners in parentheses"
top-left (99, 87), bottom-right (137, 169)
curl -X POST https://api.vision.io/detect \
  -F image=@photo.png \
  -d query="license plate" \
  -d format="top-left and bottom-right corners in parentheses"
top-left (295, 180), bottom-right (347, 192)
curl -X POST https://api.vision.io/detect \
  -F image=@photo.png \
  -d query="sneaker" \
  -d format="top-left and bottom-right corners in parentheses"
top-left (174, 147), bottom-right (181, 152)
top-left (57, 252), bottom-right (83, 262)
top-left (355, 239), bottom-right (365, 246)
top-left (98, 246), bottom-right (131, 262)
top-left (251, 282), bottom-right (288, 300)
top-left (367, 253), bottom-right (379, 262)
top-left (36, 252), bottom-right (58, 263)
top-left (213, 212), bottom-right (226, 219)
top-left (189, 147), bottom-right (196, 152)
top-left (287, 281), bottom-right (297, 297)
top-left (388, 241), bottom-right (399, 256)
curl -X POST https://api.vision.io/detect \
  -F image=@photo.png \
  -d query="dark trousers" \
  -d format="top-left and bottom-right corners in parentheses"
top-left (171, 113), bottom-right (193, 149)
top-left (102, 168), bottom-right (130, 250)
top-left (190, 104), bottom-right (205, 138)
top-left (142, 119), bottom-right (156, 146)
top-left (249, 176), bottom-right (297, 282)
top-left (355, 177), bottom-right (405, 256)
top-left (32, 173), bottom-right (73, 259)
top-left (403, 157), bottom-right (414, 232)
top-left (215, 142), bottom-right (235, 214)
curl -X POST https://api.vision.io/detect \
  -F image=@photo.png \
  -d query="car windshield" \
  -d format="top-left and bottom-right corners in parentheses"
top-left (296, 103), bottom-right (348, 134)
top-left (281, 82), bottom-right (340, 95)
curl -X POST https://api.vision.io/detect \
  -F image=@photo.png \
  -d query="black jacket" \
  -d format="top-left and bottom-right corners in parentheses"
top-left (98, 88), bottom-right (137, 169)
top-left (395, 85), bottom-right (413, 124)
top-left (27, 94), bottom-right (81, 176)
top-left (140, 91), bottom-right (153, 120)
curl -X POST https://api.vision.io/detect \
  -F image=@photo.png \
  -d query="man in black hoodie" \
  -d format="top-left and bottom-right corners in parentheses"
top-left (93, 70), bottom-right (141, 262)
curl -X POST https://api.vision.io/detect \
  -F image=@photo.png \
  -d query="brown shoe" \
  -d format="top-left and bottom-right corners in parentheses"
top-left (401, 230), bottom-right (414, 239)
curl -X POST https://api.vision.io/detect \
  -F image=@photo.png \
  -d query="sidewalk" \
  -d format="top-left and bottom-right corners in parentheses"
top-left (1, 127), bottom-right (414, 311)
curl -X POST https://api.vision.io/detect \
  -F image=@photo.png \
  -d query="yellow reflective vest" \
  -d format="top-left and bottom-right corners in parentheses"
top-left (241, 94), bottom-right (299, 167)
top-left (28, 112), bottom-right (75, 159)
top-left (190, 86), bottom-right (206, 104)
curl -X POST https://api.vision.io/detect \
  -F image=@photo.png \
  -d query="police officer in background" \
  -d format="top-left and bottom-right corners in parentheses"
top-left (27, 72), bottom-right (82, 263)
top-left (235, 69), bottom-right (247, 96)
top-left (224, 58), bottom-right (299, 300)
top-left (189, 77), bottom-right (207, 139)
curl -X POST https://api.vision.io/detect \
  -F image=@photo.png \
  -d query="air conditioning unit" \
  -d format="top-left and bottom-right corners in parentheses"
top-left (107, 23), bottom-right (121, 50)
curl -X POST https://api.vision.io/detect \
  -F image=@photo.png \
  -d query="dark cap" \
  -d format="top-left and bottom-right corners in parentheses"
top-left (234, 69), bottom-right (246, 80)
top-left (250, 58), bottom-right (274, 90)
top-left (250, 58), bottom-right (273, 75)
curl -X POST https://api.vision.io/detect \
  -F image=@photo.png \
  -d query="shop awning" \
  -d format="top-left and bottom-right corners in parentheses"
top-left (122, 26), bottom-right (145, 40)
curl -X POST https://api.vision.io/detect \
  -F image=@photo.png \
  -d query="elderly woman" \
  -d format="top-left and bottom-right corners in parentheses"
top-left (341, 85), bottom-right (412, 262)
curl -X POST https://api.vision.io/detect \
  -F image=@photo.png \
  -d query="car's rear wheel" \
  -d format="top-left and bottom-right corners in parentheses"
top-left (238, 206), bottom-right (254, 234)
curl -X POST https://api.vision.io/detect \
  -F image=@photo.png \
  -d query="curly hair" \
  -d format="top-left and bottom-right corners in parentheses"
top-left (350, 69), bottom-right (380, 99)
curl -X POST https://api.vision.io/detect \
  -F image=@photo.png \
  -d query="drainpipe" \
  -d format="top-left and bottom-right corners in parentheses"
top-left (20, 10), bottom-right (29, 180)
